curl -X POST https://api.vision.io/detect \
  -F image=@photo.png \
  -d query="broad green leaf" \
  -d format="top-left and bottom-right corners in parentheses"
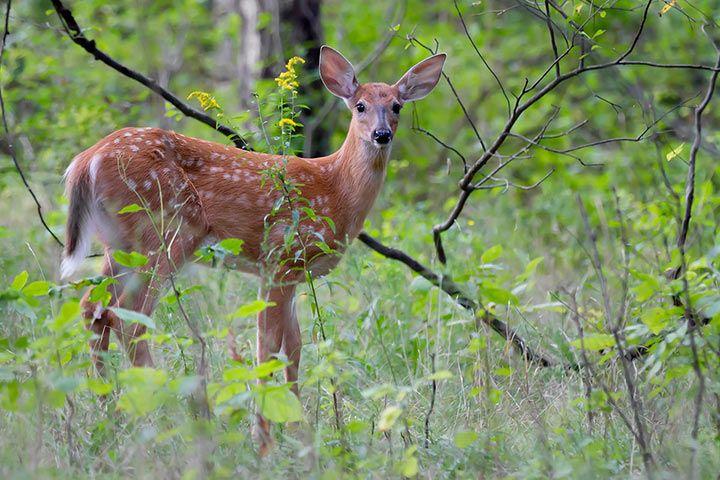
top-left (480, 283), bottom-right (518, 305)
top-left (51, 300), bottom-right (80, 331)
top-left (10, 271), bottom-right (28, 291)
top-left (110, 307), bottom-right (156, 329)
top-left (481, 245), bottom-right (503, 263)
top-left (253, 359), bottom-right (286, 379)
top-left (86, 378), bottom-right (114, 396)
top-left (399, 446), bottom-right (419, 477)
top-left (256, 385), bottom-right (303, 423)
top-left (89, 277), bottom-right (117, 306)
top-left (640, 306), bottom-right (681, 334)
top-left (22, 281), bottom-right (51, 297)
top-left (113, 250), bottom-right (149, 268)
top-left (218, 238), bottom-right (243, 255)
top-left (570, 333), bottom-right (615, 351)
top-left (228, 300), bottom-right (275, 319)
top-left (454, 430), bottom-right (479, 448)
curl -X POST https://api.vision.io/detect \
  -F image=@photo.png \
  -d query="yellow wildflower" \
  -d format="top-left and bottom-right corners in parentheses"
top-left (274, 56), bottom-right (305, 92)
top-left (187, 91), bottom-right (221, 111)
top-left (278, 117), bottom-right (300, 130)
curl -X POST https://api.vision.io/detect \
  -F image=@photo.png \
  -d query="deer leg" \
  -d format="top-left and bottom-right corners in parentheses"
top-left (112, 238), bottom-right (198, 367)
top-left (81, 253), bottom-right (126, 376)
top-left (253, 284), bottom-right (296, 455)
top-left (112, 272), bottom-right (158, 368)
top-left (282, 297), bottom-right (302, 397)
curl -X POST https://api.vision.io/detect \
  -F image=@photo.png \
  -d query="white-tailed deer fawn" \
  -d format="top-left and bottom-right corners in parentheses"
top-left (61, 46), bottom-right (445, 450)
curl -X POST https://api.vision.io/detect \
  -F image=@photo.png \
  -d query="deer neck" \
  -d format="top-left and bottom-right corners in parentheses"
top-left (327, 124), bottom-right (391, 238)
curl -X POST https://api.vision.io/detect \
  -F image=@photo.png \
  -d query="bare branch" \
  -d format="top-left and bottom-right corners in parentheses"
top-left (357, 232), bottom-right (560, 368)
top-left (1, 0), bottom-right (66, 249)
top-left (49, 0), bottom-right (251, 150)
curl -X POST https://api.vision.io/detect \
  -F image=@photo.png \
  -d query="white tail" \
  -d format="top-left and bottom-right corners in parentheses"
top-left (62, 46), bottom-right (446, 453)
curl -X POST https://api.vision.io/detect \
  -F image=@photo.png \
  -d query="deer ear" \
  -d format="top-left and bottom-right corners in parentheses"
top-left (319, 46), bottom-right (359, 101)
top-left (394, 53), bottom-right (446, 102)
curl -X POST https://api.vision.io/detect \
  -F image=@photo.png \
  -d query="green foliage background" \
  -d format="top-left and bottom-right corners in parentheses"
top-left (1, 0), bottom-right (719, 478)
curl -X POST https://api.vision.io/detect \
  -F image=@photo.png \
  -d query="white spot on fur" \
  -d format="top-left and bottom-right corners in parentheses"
top-left (129, 145), bottom-right (139, 153)
top-left (144, 180), bottom-right (152, 190)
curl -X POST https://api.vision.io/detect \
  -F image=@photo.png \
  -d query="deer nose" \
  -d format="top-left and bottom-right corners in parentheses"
top-left (373, 129), bottom-right (392, 145)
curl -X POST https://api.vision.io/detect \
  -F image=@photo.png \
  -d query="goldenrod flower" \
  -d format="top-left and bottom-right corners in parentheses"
top-left (187, 91), bottom-right (221, 111)
top-left (275, 56), bottom-right (305, 92)
top-left (278, 117), bottom-right (300, 130)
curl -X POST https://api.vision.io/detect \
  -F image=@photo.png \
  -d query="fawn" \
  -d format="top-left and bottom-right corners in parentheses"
top-left (61, 46), bottom-right (445, 450)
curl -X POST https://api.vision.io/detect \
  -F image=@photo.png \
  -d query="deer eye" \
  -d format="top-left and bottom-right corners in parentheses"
top-left (356, 102), bottom-right (365, 113)
top-left (392, 103), bottom-right (402, 114)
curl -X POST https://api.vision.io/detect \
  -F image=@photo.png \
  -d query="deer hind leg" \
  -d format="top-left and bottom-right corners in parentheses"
top-left (253, 284), bottom-right (296, 455)
top-left (81, 252), bottom-right (127, 376)
top-left (112, 236), bottom-right (200, 367)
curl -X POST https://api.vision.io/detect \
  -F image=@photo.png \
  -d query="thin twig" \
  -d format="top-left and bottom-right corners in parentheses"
top-left (49, 0), bottom-right (250, 150)
top-left (1, 0), bottom-right (65, 248)
top-left (424, 353), bottom-right (437, 448)
top-left (453, 0), bottom-right (511, 117)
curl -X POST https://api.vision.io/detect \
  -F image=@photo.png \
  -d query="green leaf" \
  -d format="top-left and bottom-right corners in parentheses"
top-left (89, 277), bottom-right (117, 306)
top-left (228, 300), bottom-right (275, 319)
top-left (113, 250), bottom-right (149, 268)
top-left (218, 238), bottom-right (243, 255)
top-left (314, 241), bottom-right (335, 255)
top-left (454, 430), bottom-right (479, 448)
top-left (253, 359), bottom-right (286, 379)
top-left (480, 282), bottom-right (518, 305)
top-left (481, 245), bottom-right (503, 263)
top-left (570, 333), bottom-right (615, 351)
top-left (223, 359), bottom-right (286, 382)
top-left (641, 306), bottom-right (681, 334)
top-left (517, 257), bottom-right (544, 282)
top-left (10, 271), bottom-right (28, 291)
top-left (86, 378), bottom-right (114, 396)
top-left (51, 300), bottom-right (80, 331)
top-left (399, 446), bottom-right (419, 477)
top-left (22, 281), bottom-right (51, 297)
top-left (110, 307), bottom-right (156, 329)
top-left (117, 203), bottom-right (146, 214)
top-left (256, 385), bottom-right (303, 423)
top-left (378, 405), bottom-right (402, 431)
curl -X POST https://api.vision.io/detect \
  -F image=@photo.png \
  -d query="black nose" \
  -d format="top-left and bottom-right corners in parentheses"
top-left (373, 129), bottom-right (392, 145)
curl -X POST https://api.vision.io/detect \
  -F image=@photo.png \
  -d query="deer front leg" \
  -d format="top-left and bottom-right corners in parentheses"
top-left (254, 284), bottom-right (296, 455)
top-left (282, 298), bottom-right (301, 397)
